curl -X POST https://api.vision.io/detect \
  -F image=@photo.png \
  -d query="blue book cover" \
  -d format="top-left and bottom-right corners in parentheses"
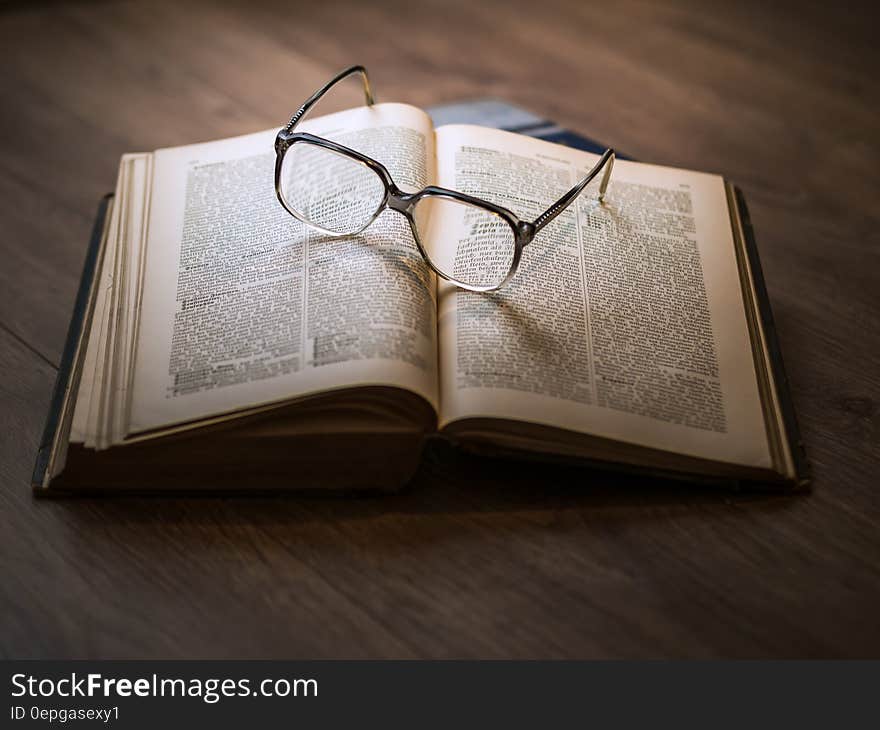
top-left (427, 99), bottom-right (628, 158)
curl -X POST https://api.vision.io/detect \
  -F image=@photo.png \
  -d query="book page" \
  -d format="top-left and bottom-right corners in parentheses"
top-left (434, 124), bottom-right (772, 469)
top-left (129, 103), bottom-right (438, 434)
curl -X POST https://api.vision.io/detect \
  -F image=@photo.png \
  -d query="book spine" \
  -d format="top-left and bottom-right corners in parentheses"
top-left (31, 194), bottom-right (113, 490)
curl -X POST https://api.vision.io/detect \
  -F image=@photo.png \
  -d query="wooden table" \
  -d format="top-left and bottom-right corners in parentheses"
top-left (2, 0), bottom-right (878, 658)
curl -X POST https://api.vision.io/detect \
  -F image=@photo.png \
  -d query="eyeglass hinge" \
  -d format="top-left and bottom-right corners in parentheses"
top-left (275, 133), bottom-right (289, 154)
top-left (517, 220), bottom-right (536, 244)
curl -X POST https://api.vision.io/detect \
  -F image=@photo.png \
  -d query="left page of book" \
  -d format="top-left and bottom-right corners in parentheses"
top-left (128, 103), bottom-right (438, 435)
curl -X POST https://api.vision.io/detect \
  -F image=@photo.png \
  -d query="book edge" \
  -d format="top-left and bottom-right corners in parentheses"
top-left (32, 194), bottom-right (114, 492)
top-left (731, 185), bottom-right (811, 488)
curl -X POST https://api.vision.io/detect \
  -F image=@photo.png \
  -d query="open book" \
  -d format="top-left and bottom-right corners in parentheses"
top-left (34, 101), bottom-right (809, 492)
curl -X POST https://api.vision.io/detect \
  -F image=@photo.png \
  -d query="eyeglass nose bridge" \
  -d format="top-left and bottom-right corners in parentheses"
top-left (385, 185), bottom-right (418, 215)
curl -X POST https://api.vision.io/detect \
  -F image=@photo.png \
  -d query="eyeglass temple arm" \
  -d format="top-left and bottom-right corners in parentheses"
top-left (531, 148), bottom-right (615, 233)
top-left (283, 65), bottom-right (375, 132)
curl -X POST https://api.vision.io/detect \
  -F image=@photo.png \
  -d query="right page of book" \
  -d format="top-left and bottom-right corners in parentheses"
top-left (434, 124), bottom-right (771, 469)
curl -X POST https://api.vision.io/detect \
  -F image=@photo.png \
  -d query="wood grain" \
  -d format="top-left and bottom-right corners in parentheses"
top-left (1, 0), bottom-right (878, 658)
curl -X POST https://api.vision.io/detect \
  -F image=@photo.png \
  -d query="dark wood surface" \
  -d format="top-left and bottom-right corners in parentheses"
top-left (2, 0), bottom-right (879, 658)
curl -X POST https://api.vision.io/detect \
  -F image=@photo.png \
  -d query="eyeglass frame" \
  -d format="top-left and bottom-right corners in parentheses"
top-left (274, 65), bottom-right (615, 292)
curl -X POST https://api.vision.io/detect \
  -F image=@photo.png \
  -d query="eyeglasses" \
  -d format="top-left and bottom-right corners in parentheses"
top-left (274, 66), bottom-right (614, 292)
